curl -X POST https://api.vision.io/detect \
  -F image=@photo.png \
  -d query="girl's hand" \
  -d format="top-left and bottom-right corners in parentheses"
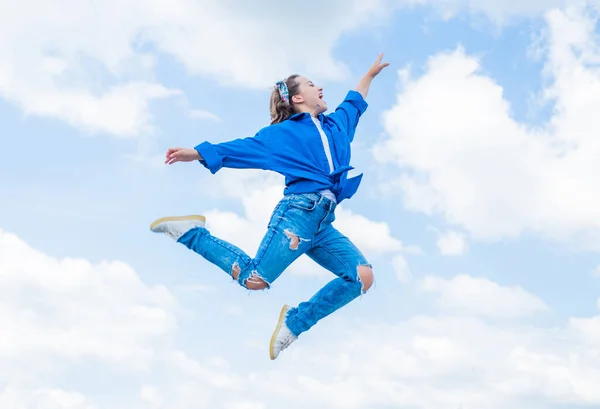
top-left (165, 147), bottom-right (201, 164)
top-left (355, 53), bottom-right (390, 99)
top-left (367, 53), bottom-right (390, 79)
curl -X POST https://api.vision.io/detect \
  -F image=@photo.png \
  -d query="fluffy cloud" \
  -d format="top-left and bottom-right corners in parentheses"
top-left (0, 226), bottom-right (275, 409)
top-left (436, 230), bottom-right (468, 255)
top-left (0, 228), bottom-right (177, 372)
top-left (0, 386), bottom-right (98, 409)
top-left (2, 0), bottom-right (579, 137)
top-left (201, 274), bottom-right (598, 409)
top-left (392, 254), bottom-right (412, 282)
top-left (0, 227), bottom-right (179, 407)
top-left (374, 5), bottom-right (600, 250)
top-left (3, 226), bottom-right (600, 409)
top-left (0, 0), bottom-right (388, 136)
top-left (418, 274), bottom-right (549, 318)
top-left (284, 308), bottom-right (600, 409)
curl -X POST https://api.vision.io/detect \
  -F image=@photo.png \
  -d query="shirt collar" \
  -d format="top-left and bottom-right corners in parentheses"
top-left (289, 112), bottom-right (323, 121)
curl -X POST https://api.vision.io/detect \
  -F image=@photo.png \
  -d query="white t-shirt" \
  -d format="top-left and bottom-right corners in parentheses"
top-left (312, 117), bottom-right (337, 203)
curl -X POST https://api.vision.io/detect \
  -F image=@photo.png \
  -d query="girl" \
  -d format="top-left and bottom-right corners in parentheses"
top-left (150, 54), bottom-right (389, 360)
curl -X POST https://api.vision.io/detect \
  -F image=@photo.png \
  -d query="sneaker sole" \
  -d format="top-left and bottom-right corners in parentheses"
top-left (269, 304), bottom-right (290, 360)
top-left (149, 215), bottom-right (206, 231)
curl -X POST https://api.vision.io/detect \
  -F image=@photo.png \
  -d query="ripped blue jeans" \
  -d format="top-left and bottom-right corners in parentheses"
top-left (177, 192), bottom-right (373, 337)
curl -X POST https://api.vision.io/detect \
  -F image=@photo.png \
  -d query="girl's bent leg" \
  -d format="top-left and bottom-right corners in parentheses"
top-left (150, 214), bottom-right (251, 283)
top-left (178, 223), bottom-right (307, 289)
top-left (177, 226), bottom-right (255, 283)
top-left (284, 225), bottom-right (374, 337)
top-left (156, 195), bottom-right (322, 290)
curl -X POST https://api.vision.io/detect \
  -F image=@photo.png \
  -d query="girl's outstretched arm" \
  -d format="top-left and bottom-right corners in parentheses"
top-left (354, 53), bottom-right (390, 100)
top-left (164, 128), bottom-right (274, 174)
top-left (326, 53), bottom-right (389, 142)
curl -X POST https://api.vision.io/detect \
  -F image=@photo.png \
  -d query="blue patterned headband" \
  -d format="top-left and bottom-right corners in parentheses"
top-left (276, 79), bottom-right (289, 104)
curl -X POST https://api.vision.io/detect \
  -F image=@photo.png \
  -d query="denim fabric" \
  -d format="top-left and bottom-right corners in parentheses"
top-left (177, 192), bottom-right (371, 337)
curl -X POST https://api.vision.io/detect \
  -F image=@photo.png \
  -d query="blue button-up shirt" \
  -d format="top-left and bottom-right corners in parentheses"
top-left (194, 90), bottom-right (368, 203)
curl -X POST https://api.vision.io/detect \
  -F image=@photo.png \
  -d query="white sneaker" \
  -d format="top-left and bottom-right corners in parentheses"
top-left (269, 305), bottom-right (297, 360)
top-left (150, 215), bottom-right (206, 241)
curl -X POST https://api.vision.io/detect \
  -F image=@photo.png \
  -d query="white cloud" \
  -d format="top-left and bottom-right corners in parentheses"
top-left (224, 402), bottom-right (266, 409)
top-left (1, 0), bottom-right (590, 137)
top-left (334, 207), bottom-right (406, 255)
top-left (0, 226), bottom-right (274, 409)
top-left (436, 230), bottom-right (468, 255)
top-left (0, 0), bottom-right (389, 136)
top-left (189, 291), bottom-right (600, 409)
top-left (3, 225), bottom-right (600, 409)
top-left (15, 80), bottom-right (179, 137)
top-left (0, 227), bottom-right (180, 407)
top-left (0, 386), bottom-right (98, 409)
top-left (0, 228), bottom-right (177, 372)
top-left (188, 108), bottom-right (221, 122)
top-left (291, 308), bottom-right (600, 409)
top-left (140, 385), bottom-right (163, 407)
top-left (393, 254), bottom-right (412, 282)
top-left (374, 5), bottom-right (600, 250)
top-left (419, 274), bottom-right (549, 317)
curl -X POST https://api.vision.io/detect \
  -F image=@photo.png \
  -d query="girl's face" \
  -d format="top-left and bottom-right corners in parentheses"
top-left (292, 76), bottom-right (327, 115)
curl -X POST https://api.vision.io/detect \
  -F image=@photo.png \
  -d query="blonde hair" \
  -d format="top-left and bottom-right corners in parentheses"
top-left (269, 74), bottom-right (301, 125)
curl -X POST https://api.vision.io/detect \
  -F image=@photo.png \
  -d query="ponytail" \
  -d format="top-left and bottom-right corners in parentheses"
top-left (269, 74), bottom-right (300, 125)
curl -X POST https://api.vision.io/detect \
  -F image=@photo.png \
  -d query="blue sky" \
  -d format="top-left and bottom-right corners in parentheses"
top-left (1, 1), bottom-right (600, 408)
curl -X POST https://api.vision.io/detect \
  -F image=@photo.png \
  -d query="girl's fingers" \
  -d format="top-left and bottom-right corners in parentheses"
top-left (164, 148), bottom-right (195, 165)
top-left (166, 152), bottom-right (177, 165)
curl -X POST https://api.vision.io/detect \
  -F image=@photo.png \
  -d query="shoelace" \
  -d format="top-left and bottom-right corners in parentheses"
top-left (165, 225), bottom-right (178, 239)
top-left (279, 333), bottom-right (296, 350)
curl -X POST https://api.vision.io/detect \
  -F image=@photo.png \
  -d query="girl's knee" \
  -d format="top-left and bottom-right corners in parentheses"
top-left (357, 265), bottom-right (374, 292)
top-left (245, 274), bottom-right (269, 290)
top-left (231, 262), bottom-right (241, 280)
top-left (233, 263), bottom-right (269, 290)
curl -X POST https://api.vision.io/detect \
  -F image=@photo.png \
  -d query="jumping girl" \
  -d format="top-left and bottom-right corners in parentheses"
top-left (150, 54), bottom-right (389, 360)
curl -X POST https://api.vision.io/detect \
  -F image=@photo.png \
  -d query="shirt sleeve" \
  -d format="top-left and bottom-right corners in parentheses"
top-left (326, 90), bottom-right (368, 142)
top-left (194, 127), bottom-right (273, 174)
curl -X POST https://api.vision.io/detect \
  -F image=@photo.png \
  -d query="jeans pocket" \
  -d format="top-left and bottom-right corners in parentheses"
top-left (287, 194), bottom-right (318, 212)
top-left (266, 200), bottom-right (286, 227)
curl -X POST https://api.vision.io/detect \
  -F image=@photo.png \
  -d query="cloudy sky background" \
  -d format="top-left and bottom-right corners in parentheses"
top-left (2, 0), bottom-right (600, 408)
